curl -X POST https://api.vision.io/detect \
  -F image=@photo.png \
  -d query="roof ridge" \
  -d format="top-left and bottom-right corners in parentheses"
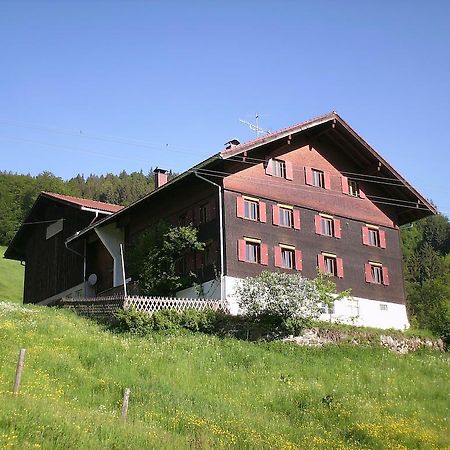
top-left (41, 191), bottom-right (122, 208)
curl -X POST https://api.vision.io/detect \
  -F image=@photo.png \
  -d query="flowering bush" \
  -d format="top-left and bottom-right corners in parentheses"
top-left (235, 271), bottom-right (323, 321)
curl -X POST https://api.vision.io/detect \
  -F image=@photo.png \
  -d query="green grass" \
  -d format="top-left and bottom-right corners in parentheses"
top-left (0, 246), bottom-right (24, 304)
top-left (0, 301), bottom-right (448, 449)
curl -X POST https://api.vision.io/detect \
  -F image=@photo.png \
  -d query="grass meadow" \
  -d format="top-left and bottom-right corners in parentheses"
top-left (0, 300), bottom-right (449, 449)
top-left (0, 246), bottom-right (24, 304)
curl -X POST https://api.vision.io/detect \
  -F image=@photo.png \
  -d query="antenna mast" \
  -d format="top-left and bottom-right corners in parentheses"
top-left (239, 113), bottom-right (271, 137)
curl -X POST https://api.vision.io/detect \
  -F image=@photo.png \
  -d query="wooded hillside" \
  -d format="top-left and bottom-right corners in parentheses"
top-left (0, 169), bottom-right (175, 245)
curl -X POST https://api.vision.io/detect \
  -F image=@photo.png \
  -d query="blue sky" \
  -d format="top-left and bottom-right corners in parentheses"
top-left (1, 1), bottom-right (449, 214)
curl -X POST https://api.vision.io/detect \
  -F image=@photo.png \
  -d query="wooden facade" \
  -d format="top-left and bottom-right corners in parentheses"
top-left (7, 113), bottom-right (435, 310)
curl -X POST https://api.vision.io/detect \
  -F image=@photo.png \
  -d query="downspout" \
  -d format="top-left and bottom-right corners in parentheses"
top-left (193, 171), bottom-right (225, 303)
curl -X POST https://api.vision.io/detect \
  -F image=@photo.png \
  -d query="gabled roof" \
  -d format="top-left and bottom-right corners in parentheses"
top-left (41, 192), bottom-right (123, 213)
top-left (66, 111), bottom-right (436, 244)
top-left (4, 192), bottom-right (122, 260)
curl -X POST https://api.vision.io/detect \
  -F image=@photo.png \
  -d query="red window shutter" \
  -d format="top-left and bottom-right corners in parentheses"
top-left (324, 172), bottom-right (331, 190)
top-left (336, 257), bottom-right (344, 278)
top-left (285, 161), bottom-right (293, 180)
top-left (305, 166), bottom-right (313, 185)
top-left (315, 215), bottom-right (322, 234)
top-left (265, 158), bottom-right (273, 176)
top-left (272, 205), bottom-right (280, 225)
top-left (379, 230), bottom-right (386, 248)
top-left (260, 243), bottom-right (269, 265)
top-left (259, 201), bottom-right (267, 223)
top-left (293, 209), bottom-right (301, 230)
top-left (236, 196), bottom-right (245, 218)
top-left (334, 219), bottom-right (341, 238)
top-left (382, 267), bottom-right (390, 285)
top-left (341, 176), bottom-right (349, 194)
top-left (362, 226), bottom-right (370, 245)
top-left (318, 254), bottom-right (325, 273)
top-left (274, 246), bottom-right (282, 268)
top-left (238, 240), bottom-right (246, 262)
top-left (295, 250), bottom-right (303, 271)
top-left (364, 263), bottom-right (372, 282)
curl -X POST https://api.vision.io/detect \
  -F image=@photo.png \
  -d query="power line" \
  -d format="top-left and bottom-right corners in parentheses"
top-left (190, 167), bottom-right (436, 212)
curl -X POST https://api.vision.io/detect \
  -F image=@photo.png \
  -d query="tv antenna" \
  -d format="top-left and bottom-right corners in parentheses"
top-left (239, 113), bottom-right (271, 137)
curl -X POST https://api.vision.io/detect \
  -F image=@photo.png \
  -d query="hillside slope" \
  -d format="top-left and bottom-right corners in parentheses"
top-left (0, 246), bottom-right (24, 304)
top-left (0, 301), bottom-right (448, 449)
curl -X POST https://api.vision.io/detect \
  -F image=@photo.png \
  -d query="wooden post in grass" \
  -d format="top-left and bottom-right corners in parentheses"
top-left (13, 348), bottom-right (26, 396)
top-left (121, 388), bottom-right (130, 421)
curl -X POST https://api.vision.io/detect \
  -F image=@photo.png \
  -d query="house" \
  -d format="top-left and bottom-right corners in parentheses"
top-left (5, 112), bottom-right (436, 329)
top-left (4, 192), bottom-right (122, 304)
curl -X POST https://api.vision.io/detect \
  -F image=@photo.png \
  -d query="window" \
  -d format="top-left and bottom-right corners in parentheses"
top-left (305, 167), bottom-right (331, 189)
top-left (281, 247), bottom-right (294, 269)
top-left (199, 204), bottom-right (208, 224)
top-left (244, 198), bottom-right (259, 221)
top-left (279, 207), bottom-right (293, 227)
top-left (368, 228), bottom-right (379, 247)
top-left (318, 253), bottom-right (344, 278)
top-left (315, 214), bottom-right (341, 238)
top-left (321, 217), bottom-right (333, 236)
top-left (348, 179), bottom-right (359, 197)
top-left (245, 241), bottom-right (259, 263)
top-left (380, 303), bottom-right (388, 311)
top-left (274, 244), bottom-right (302, 270)
top-left (272, 159), bottom-right (286, 178)
top-left (312, 169), bottom-right (325, 188)
top-left (265, 158), bottom-right (293, 180)
top-left (320, 302), bottom-right (335, 315)
top-left (365, 262), bottom-right (390, 285)
top-left (236, 196), bottom-right (267, 223)
top-left (272, 204), bottom-right (301, 229)
top-left (238, 238), bottom-right (268, 265)
top-left (324, 255), bottom-right (337, 275)
top-left (362, 225), bottom-right (386, 248)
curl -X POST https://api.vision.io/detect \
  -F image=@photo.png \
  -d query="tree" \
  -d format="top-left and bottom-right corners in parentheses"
top-left (127, 223), bottom-right (205, 296)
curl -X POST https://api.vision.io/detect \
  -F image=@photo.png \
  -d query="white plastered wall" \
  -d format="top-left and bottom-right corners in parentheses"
top-left (95, 223), bottom-right (125, 287)
top-left (177, 275), bottom-right (410, 330)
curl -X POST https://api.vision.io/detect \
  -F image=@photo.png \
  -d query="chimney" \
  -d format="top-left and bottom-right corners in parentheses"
top-left (154, 167), bottom-right (168, 189)
top-left (224, 139), bottom-right (240, 150)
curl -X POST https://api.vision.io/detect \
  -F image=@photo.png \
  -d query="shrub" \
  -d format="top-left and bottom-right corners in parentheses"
top-left (235, 271), bottom-right (323, 321)
top-left (114, 307), bottom-right (154, 336)
top-left (179, 308), bottom-right (220, 332)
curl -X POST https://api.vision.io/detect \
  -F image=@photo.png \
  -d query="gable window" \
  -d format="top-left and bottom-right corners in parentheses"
top-left (305, 166), bottom-right (331, 189)
top-left (318, 252), bottom-right (344, 278)
top-left (315, 214), bottom-right (341, 238)
top-left (362, 225), bottom-right (386, 248)
top-left (273, 159), bottom-right (286, 178)
top-left (312, 169), bottom-right (325, 188)
top-left (274, 244), bottom-right (302, 271)
top-left (236, 196), bottom-right (267, 223)
top-left (342, 176), bottom-right (366, 198)
top-left (238, 238), bottom-right (268, 265)
top-left (365, 262), bottom-right (390, 285)
top-left (272, 204), bottom-right (301, 229)
top-left (348, 179), bottom-right (359, 197)
top-left (265, 158), bottom-right (293, 180)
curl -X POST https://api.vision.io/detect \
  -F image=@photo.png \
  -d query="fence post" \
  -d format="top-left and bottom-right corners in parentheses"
top-left (13, 348), bottom-right (26, 396)
top-left (121, 388), bottom-right (130, 421)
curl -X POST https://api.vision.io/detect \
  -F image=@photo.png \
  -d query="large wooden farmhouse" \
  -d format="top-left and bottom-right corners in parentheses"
top-left (5, 112), bottom-right (436, 329)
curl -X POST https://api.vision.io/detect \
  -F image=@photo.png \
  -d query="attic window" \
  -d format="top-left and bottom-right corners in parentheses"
top-left (46, 219), bottom-right (63, 240)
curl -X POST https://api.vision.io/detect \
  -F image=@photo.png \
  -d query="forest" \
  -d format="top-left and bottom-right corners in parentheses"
top-left (0, 170), bottom-right (448, 341)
